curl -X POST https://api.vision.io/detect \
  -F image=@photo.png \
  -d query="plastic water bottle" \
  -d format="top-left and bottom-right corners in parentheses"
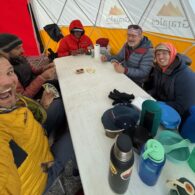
top-left (138, 139), bottom-right (166, 186)
top-left (109, 134), bottom-right (134, 194)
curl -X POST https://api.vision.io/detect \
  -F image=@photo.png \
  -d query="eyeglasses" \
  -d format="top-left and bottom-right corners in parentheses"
top-left (127, 34), bottom-right (140, 39)
top-left (167, 179), bottom-right (195, 195)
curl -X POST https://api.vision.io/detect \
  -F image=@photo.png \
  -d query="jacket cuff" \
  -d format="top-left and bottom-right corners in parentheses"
top-left (124, 67), bottom-right (128, 74)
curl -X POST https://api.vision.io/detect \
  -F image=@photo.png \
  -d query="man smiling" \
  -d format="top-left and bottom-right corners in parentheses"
top-left (0, 57), bottom-right (18, 108)
top-left (101, 24), bottom-right (154, 87)
top-left (0, 56), bottom-right (77, 195)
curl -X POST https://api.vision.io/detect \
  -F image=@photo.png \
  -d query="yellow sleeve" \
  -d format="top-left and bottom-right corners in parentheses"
top-left (0, 134), bottom-right (21, 195)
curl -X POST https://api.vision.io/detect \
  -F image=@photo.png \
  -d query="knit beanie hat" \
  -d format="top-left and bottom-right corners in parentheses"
top-left (0, 33), bottom-right (22, 53)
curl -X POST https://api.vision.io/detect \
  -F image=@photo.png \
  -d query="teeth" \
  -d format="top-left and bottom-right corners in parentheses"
top-left (0, 88), bottom-right (11, 94)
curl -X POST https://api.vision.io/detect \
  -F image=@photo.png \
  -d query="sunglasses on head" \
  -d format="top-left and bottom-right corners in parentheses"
top-left (128, 25), bottom-right (142, 31)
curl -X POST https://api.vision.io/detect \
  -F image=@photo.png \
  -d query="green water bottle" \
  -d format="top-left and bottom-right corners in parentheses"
top-left (140, 100), bottom-right (162, 137)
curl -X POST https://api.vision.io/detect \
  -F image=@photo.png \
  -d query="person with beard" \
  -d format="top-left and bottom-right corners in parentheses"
top-left (0, 33), bottom-right (56, 98)
top-left (0, 33), bottom-right (66, 136)
top-left (57, 19), bottom-right (93, 57)
top-left (144, 42), bottom-right (195, 122)
top-left (101, 24), bottom-right (154, 87)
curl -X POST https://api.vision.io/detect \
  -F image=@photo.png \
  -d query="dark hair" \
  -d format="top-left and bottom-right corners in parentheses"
top-left (128, 25), bottom-right (142, 33)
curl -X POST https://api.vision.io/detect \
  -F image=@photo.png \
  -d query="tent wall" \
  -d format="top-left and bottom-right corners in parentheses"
top-left (0, 0), bottom-right (40, 56)
top-left (40, 26), bottom-right (195, 71)
top-left (32, 0), bottom-right (195, 70)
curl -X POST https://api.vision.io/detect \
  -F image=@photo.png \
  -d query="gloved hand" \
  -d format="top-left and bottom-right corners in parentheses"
top-left (108, 89), bottom-right (135, 105)
top-left (48, 48), bottom-right (58, 62)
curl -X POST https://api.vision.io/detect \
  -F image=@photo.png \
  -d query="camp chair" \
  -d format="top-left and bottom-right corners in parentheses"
top-left (180, 106), bottom-right (195, 143)
top-left (96, 38), bottom-right (109, 48)
top-left (44, 23), bottom-right (64, 43)
top-left (96, 38), bottom-right (110, 55)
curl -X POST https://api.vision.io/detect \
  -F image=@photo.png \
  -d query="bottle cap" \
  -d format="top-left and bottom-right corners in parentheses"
top-left (142, 100), bottom-right (162, 113)
top-left (157, 102), bottom-right (181, 129)
top-left (114, 134), bottom-right (133, 162)
top-left (143, 139), bottom-right (164, 162)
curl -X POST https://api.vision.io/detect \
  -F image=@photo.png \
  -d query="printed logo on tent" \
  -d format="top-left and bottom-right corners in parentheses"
top-left (157, 2), bottom-right (183, 16)
top-left (109, 6), bottom-right (124, 16)
top-left (151, 1), bottom-right (189, 30)
top-left (105, 4), bottom-right (129, 27)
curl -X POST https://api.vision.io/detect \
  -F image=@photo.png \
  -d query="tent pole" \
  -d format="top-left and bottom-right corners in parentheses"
top-left (183, 43), bottom-right (195, 55)
top-left (179, 0), bottom-right (195, 55)
top-left (72, 0), bottom-right (103, 38)
top-left (88, 0), bottom-right (104, 38)
top-left (73, 0), bottom-right (94, 25)
top-left (42, 0), bottom-right (68, 54)
top-left (33, 0), bottom-right (68, 65)
top-left (117, 0), bottom-right (135, 24)
top-left (138, 0), bottom-right (155, 25)
top-left (36, 0), bottom-right (57, 23)
top-left (28, 0), bottom-right (42, 55)
top-left (180, 0), bottom-right (195, 39)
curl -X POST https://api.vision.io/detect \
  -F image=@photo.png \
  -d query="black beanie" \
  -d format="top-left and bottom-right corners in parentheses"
top-left (0, 33), bottom-right (22, 53)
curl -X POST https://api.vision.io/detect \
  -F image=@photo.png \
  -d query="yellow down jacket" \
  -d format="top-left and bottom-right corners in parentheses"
top-left (0, 100), bottom-right (53, 195)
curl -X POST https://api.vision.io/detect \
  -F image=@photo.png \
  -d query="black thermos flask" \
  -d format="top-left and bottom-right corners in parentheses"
top-left (109, 134), bottom-right (134, 194)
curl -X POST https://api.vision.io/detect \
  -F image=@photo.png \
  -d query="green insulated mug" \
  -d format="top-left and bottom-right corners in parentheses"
top-left (140, 100), bottom-right (162, 137)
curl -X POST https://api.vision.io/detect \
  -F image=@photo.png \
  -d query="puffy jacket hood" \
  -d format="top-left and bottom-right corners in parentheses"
top-left (180, 53), bottom-right (192, 66)
top-left (69, 20), bottom-right (84, 33)
top-left (171, 54), bottom-right (192, 72)
top-left (140, 36), bottom-right (153, 49)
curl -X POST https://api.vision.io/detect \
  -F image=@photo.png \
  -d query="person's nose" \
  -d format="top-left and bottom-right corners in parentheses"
top-left (157, 53), bottom-right (164, 59)
top-left (20, 47), bottom-right (25, 55)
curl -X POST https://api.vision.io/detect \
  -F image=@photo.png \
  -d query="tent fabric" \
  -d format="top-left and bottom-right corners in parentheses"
top-left (30, 0), bottom-right (195, 70)
top-left (0, 0), bottom-right (40, 56)
top-left (1, 0), bottom-right (194, 70)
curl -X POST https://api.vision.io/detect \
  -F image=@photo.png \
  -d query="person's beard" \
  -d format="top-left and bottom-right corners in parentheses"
top-left (9, 55), bottom-right (26, 66)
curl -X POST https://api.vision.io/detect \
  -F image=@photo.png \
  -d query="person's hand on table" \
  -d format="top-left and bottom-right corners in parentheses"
top-left (77, 48), bottom-right (85, 54)
top-left (113, 62), bottom-right (125, 73)
top-left (101, 55), bottom-right (107, 62)
top-left (71, 48), bottom-right (85, 56)
top-left (70, 50), bottom-right (79, 56)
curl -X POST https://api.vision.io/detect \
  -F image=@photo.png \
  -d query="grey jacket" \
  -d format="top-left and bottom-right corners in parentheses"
top-left (107, 36), bottom-right (154, 86)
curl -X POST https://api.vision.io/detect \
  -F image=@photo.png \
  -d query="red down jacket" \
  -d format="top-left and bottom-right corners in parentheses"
top-left (57, 20), bottom-right (93, 57)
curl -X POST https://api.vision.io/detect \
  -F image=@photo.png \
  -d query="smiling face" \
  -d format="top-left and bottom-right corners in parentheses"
top-left (127, 28), bottom-right (142, 48)
top-left (0, 57), bottom-right (18, 108)
top-left (155, 50), bottom-right (170, 67)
